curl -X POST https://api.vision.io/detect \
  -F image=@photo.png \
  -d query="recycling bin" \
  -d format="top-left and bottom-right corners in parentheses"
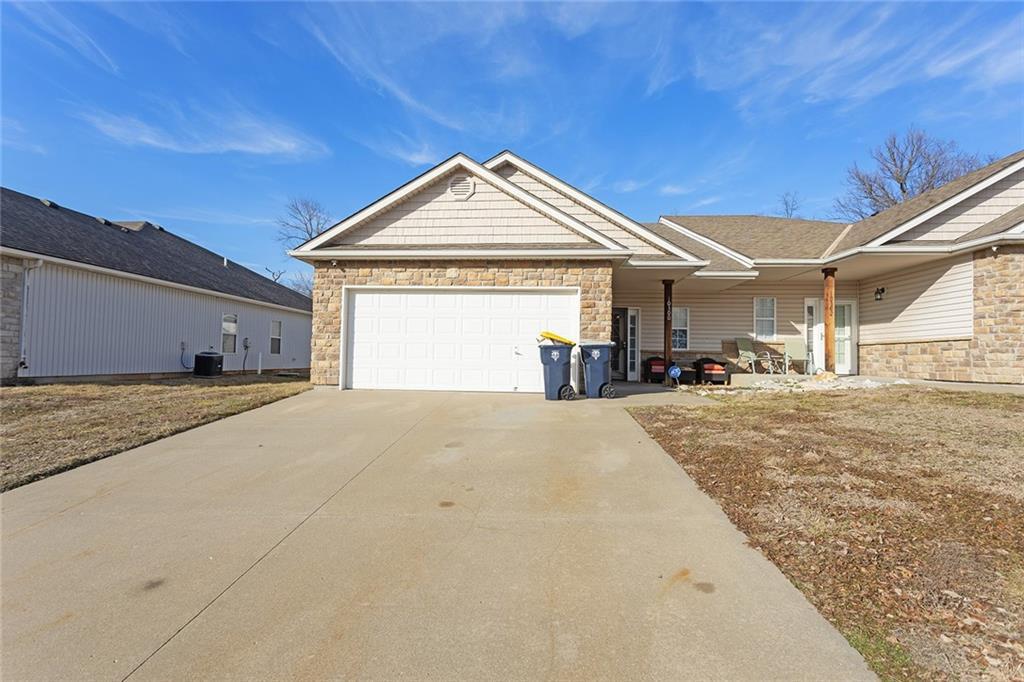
top-left (538, 344), bottom-right (575, 401)
top-left (579, 343), bottom-right (616, 399)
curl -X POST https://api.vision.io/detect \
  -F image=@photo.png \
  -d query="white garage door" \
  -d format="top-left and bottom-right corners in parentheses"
top-left (344, 288), bottom-right (580, 392)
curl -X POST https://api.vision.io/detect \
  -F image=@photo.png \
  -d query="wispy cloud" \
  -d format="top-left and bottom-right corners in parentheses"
top-left (10, 2), bottom-right (118, 74)
top-left (2, 118), bottom-right (47, 154)
top-left (95, 2), bottom-right (192, 57)
top-left (117, 206), bottom-right (274, 227)
top-left (680, 4), bottom-right (1024, 115)
top-left (302, 3), bottom-right (544, 141)
top-left (352, 130), bottom-right (441, 167)
top-left (78, 101), bottom-right (328, 160)
top-left (612, 179), bottom-right (650, 193)
top-left (691, 196), bottom-right (722, 209)
top-left (659, 184), bottom-right (693, 196)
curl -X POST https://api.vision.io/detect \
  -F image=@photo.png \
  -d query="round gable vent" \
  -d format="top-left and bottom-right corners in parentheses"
top-left (448, 174), bottom-right (475, 201)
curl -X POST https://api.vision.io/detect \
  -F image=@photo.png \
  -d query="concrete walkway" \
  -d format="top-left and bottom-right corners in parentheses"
top-left (1, 389), bottom-right (873, 680)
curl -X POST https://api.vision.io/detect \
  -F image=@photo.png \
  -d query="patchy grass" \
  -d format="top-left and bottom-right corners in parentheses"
top-left (630, 386), bottom-right (1024, 681)
top-left (1, 375), bottom-right (310, 491)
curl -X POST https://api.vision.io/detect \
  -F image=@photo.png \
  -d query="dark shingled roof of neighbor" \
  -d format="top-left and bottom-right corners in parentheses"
top-left (0, 187), bottom-right (312, 311)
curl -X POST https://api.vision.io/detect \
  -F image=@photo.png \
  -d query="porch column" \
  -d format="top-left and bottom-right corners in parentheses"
top-left (662, 279), bottom-right (673, 385)
top-left (822, 267), bottom-right (837, 373)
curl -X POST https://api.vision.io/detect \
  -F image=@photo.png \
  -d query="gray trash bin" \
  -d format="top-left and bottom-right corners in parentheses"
top-left (538, 344), bottom-right (575, 401)
top-left (579, 343), bottom-right (616, 399)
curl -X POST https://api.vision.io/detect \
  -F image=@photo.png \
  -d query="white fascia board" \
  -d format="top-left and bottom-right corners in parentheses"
top-left (693, 270), bottom-right (760, 279)
top-left (0, 246), bottom-right (314, 315)
top-left (1008, 221), bottom-right (1024, 234)
top-left (657, 217), bottom-right (755, 268)
top-left (625, 259), bottom-right (710, 268)
top-left (826, 233), bottom-right (1024, 264)
top-left (753, 258), bottom-right (826, 265)
top-left (296, 153), bottom-right (626, 253)
top-left (866, 158), bottom-right (1024, 246)
top-left (483, 151), bottom-right (702, 262)
top-left (289, 248), bottom-right (632, 260)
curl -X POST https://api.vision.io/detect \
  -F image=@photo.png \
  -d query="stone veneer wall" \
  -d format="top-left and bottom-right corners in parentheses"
top-left (310, 260), bottom-right (613, 386)
top-left (1, 255), bottom-right (25, 382)
top-left (858, 245), bottom-right (1023, 384)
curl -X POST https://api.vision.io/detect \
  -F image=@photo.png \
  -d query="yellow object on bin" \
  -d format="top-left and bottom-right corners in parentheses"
top-left (537, 330), bottom-right (576, 346)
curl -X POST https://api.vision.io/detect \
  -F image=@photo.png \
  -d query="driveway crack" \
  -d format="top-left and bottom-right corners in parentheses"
top-left (121, 395), bottom-right (452, 681)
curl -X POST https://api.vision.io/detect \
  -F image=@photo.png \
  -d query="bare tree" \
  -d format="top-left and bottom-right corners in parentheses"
top-left (832, 128), bottom-right (983, 221)
top-left (264, 267), bottom-right (285, 282)
top-left (276, 198), bottom-right (332, 249)
top-left (288, 271), bottom-right (314, 298)
top-left (777, 191), bottom-right (801, 218)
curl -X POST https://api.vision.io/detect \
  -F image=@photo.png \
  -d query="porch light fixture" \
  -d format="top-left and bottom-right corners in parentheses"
top-left (874, 287), bottom-right (886, 301)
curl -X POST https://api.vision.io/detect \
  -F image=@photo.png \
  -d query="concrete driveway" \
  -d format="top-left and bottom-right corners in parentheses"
top-left (2, 389), bottom-right (873, 680)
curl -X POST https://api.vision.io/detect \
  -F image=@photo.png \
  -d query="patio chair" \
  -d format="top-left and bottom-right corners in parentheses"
top-left (784, 338), bottom-right (810, 375)
top-left (735, 337), bottom-right (785, 374)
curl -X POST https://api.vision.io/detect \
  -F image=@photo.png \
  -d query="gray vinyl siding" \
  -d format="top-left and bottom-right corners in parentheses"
top-left (858, 254), bottom-right (973, 344)
top-left (19, 262), bottom-right (311, 377)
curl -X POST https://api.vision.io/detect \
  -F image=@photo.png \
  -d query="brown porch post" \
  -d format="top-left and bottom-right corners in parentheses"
top-left (822, 267), bottom-right (837, 373)
top-left (662, 279), bottom-right (674, 385)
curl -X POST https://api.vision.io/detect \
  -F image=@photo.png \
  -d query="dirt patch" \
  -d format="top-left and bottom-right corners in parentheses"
top-left (0, 375), bottom-right (310, 491)
top-left (630, 386), bottom-right (1024, 681)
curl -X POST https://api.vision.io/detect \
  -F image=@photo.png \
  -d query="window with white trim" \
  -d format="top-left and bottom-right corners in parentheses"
top-left (221, 314), bottom-right (238, 354)
top-left (754, 297), bottom-right (776, 340)
top-left (672, 307), bottom-right (689, 350)
top-left (270, 320), bottom-right (282, 355)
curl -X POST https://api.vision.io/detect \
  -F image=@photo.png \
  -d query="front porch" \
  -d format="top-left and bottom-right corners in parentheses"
top-left (608, 263), bottom-right (859, 384)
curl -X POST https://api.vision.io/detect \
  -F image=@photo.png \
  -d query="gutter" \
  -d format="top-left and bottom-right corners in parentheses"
top-left (0, 247), bottom-right (313, 316)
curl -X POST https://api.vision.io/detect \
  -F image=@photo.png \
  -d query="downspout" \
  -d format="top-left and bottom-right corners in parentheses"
top-left (17, 258), bottom-right (44, 377)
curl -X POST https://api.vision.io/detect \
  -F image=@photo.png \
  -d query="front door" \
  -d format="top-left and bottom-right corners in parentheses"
top-left (805, 298), bottom-right (857, 375)
top-left (610, 307), bottom-right (640, 381)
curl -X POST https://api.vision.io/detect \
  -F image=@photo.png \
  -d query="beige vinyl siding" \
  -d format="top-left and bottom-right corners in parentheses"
top-left (495, 164), bottom-right (663, 255)
top-left (339, 171), bottom-right (590, 246)
top-left (859, 254), bottom-right (973, 344)
top-left (899, 169), bottom-right (1024, 241)
top-left (614, 280), bottom-right (857, 352)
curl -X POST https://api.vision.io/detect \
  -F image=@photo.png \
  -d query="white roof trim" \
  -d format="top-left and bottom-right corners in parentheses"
top-left (295, 153), bottom-right (626, 253)
top-left (693, 270), bottom-right (760, 279)
top-left (658, 217), bottom-right (755, 268)
top-left (1008, 220), bottom-right (1024, 234)
top-left (866, 158), bottom-right (1024, 246)
top-left (826, 233), bottom-right (1024, 263)
top-left (483, 151), bottom-right (702, 262)
top-left (624, 259), bottom-right (709, 268)
top-left (0, 246), bottom-right (313, 315)
top-left (289, 248), bottom-right (630, 261)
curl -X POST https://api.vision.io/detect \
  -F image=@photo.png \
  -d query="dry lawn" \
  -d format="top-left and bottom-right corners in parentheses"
top-left (1, 375), bottom-right (310, 491)
top-left (631, 386), bottom-right (1024, 681)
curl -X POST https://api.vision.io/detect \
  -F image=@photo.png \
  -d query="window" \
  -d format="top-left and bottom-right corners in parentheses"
top-left (221, 314), bottom-right (238, 354)
top-left (754, 297), bottom-right (776, 340)
top-left (671, 307), bottom-right (689, 350)
top-left (270, 320), bottom-right (282, 355)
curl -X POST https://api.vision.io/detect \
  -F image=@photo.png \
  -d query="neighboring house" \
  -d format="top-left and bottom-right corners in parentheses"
top-left (0, 188), bottom-right (312, 381)
top-left (281, 148), bottom-right (1019, 390)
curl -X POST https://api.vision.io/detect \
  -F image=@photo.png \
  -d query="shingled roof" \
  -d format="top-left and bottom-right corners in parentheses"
top-left (643, 222), bottom-right (751, 271)
top-left (0, 187), bottom-right (312, 312)
top-left (827, 149), bottom-right (1024, 255)
top-left (660, 215), bottom-right (847, 260)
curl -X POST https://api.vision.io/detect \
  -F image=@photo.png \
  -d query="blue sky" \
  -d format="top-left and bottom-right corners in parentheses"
top-left (2, 2), bottom-right (1022, 281)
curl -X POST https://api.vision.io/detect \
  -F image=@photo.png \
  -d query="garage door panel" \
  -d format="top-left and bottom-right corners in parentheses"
top-left (345, 288), bottom-right (579, 392)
